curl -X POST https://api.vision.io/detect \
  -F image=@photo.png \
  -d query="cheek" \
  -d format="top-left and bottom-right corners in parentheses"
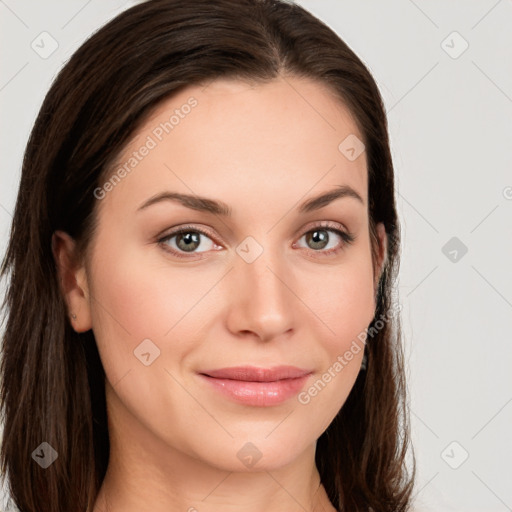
top-left (304, 255), bottom-right (375, 350)
top-left (91, 259), bottom-right (184, 339)
top-left (87, 237), bottom-right (226, 378)
top-left (296, 255), bottom-right (375, 419)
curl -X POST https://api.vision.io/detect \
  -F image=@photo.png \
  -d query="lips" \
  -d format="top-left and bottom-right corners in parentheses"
top-left (199, 365), bottom-right (312, 382)
top-left (198, 365), bottom-right (313, 406)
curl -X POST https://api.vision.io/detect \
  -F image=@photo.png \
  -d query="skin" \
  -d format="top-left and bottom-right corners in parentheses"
top-left (53, 75), bottom-right (387, 512)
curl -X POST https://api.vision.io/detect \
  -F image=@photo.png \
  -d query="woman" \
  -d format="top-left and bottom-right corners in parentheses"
top-left (0, 0), bottom-right (415, 510)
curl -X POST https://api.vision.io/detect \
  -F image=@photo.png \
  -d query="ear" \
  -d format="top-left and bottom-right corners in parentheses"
top-left (52, 230), bottom-right (92, 333)
top-left (373, 222), bottom-right (388, 294)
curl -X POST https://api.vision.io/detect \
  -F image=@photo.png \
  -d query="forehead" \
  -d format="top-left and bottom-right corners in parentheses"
top-left (98, 76), bottom-right (368, 218)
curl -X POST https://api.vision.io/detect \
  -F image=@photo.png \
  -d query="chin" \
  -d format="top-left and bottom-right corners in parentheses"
top-left (200, 434), bottom-right (310, 473)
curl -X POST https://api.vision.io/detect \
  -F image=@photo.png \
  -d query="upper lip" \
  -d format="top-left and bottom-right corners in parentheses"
top-left (200, 365), bottom-right (312, 382)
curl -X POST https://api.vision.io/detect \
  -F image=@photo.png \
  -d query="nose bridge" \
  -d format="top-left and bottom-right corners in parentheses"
top-left (237, 238), bottom-right (289, 302)
top-left (228, 236), bottom-right (295, 338)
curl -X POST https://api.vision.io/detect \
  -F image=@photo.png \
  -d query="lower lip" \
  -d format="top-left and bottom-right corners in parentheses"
top-left (198, 374), bottom-right (312, 407)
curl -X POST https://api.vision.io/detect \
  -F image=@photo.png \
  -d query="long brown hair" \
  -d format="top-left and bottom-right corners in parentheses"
top-left (0, 0), bottom-right (415, 510)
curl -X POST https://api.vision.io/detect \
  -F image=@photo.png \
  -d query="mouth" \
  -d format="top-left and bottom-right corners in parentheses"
top-left (198, 365), bottom-right (313, 406)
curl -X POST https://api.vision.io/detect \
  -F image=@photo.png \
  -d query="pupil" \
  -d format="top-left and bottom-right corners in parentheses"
top-left (309, 230), bottom-right (328, 250)
top-left (178, 232), bottom-right (200, 252)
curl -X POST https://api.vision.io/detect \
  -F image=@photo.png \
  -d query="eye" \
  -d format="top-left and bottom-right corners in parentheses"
top-left (157, 221), bottom-right (355, 260)
top-left (295, 221), bottom-right (355, 256)
top-left (158, 225), bottom-right (219, 259)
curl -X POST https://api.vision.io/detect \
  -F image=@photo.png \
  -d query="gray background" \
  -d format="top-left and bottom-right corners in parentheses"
top-left (1, 1), bottom-right (511, 511)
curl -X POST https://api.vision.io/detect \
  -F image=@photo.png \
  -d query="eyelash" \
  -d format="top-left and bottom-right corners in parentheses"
top-left (157, 221), bottom-right (355, 260)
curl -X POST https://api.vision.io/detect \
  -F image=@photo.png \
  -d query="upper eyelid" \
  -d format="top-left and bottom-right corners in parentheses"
top-left (159, 221), bottom-right (349, 245)
top-left (159, 224), bottom-right (218, 243)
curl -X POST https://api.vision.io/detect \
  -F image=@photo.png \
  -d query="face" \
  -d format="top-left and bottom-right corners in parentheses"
top-left (57, 76), bottom-right (387, 473)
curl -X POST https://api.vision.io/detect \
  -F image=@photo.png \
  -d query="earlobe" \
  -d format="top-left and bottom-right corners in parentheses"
top-left (52, 230), bottom-right (92, 333)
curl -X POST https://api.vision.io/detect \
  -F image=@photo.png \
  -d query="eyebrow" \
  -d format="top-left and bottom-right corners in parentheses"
top-left (137, 185), bottom-right (364, 216)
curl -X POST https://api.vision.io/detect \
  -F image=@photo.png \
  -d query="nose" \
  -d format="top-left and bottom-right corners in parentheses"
top-left (225, 247), bottom-right (296, 342)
